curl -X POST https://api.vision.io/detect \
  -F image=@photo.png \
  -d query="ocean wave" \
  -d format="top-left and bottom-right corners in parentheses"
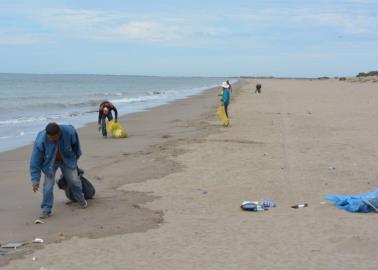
top-left (0, 91), bottom-right (129, 104)
top-left (112, 94), bottom-right (164, 104)
top-left (0, 130), bottom-right (35, 139)
top-left (28, 103), bottom-right (68, 109)
top-left (25, 100), bottom-right (101, 110)
top-left (0, 115), bottom-right (57, 125)
top-left (146, 91), bottom-right (163, 95)
top-left (0, 112), bottom-right (82, 125)
top-left (88, 92), bottom-right (126, 98)
top-left (22, 91), bottom-right (166, 110)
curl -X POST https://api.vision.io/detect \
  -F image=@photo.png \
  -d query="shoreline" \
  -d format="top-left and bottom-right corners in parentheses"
top-left (0, 80), bottom-right (243, 266)
top-left (3, 78), bottom-right (378, 269)
top-left (0, 77), bottom-right (234, 154)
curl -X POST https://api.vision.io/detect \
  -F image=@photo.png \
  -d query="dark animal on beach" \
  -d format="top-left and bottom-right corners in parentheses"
top-left (255, 84), bottom-right (262, 94)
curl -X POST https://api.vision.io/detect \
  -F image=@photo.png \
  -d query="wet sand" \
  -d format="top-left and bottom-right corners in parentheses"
top-left (0, 83), bottom-right (235, 266)
top-left (2, 78), bottom-right (378, 269)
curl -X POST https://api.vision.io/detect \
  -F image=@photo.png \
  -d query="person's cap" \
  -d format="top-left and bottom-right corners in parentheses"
top-left (222, 82), bottom-right (229, 88)
top-left (45, 122), bottom-right (60, 136)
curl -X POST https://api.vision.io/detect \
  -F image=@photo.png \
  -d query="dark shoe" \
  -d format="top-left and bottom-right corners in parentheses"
top-left (79, 200), bottom-right (88, 209)
top-left (39, 210), bottom-right (51, 219)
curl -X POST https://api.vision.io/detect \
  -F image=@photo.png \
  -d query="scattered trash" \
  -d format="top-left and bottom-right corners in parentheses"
top-left (326, 188), bottom-right (378, 213)
top-left (291, 203), bottom-right (308, 209)
top-left (32, 238), bottom-right (44, 244)
top-left (241, 200), bottom-right (276, 211)
top-left (1, 242), bottom-right (24, 249)
top-left (262, 200), bottom-right (276, 208)
top-left (241, 201), bottom-right (264, 211)
top-left (32, 256), bottom-right (37, 261)
top-left (328, 166), bottom-right (336, 171)
top-left (34, 219), bottom-right (44, 224)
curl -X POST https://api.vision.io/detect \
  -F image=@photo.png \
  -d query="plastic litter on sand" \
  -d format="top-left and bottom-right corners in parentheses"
top-left (1, 242), bottom-right (24, 249)
top-left (291, 203), bottom-right (308, 208)
top-left (32, 238), bottom-right (44, 243)
top-left (34, 219), bottom-right (45, 224)
top-left (241, 200), bottom-right (276, 211)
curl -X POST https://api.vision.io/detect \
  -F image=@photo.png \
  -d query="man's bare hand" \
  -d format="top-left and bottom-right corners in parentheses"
top-left (32, 183), bottom-right (39, 192)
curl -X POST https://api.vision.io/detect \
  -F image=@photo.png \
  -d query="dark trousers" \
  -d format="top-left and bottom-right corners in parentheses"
top-left (101, 113), bottom-right (113, 137)
top-left (224, 103), bottom-right (229, 118)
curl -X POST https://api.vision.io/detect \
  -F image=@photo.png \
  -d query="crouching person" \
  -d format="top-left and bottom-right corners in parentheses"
top-left (30, 122), bottom-right (87, 219)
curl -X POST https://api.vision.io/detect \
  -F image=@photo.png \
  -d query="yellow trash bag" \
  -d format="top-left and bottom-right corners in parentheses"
top-left (217, 105), bottom-right (229, 126)
top-left (106, 120), bottom-right (128, 138)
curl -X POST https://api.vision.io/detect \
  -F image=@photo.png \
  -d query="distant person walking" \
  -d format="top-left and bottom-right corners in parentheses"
top-left (98, 101), bottom-right (118, 137)
top-left (30, 123), bottom-right (87, 219)
top-left (221, 82), bottom-right (231, 118)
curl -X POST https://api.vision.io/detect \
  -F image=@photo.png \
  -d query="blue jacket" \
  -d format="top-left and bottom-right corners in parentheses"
top-left (222, 88), bottom-right (230, 105)
top-left (30, 125), bottom-right (82, 184)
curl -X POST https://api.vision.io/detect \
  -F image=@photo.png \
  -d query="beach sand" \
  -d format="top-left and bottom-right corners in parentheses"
top-left (1, 79), bottom-right (378, 269)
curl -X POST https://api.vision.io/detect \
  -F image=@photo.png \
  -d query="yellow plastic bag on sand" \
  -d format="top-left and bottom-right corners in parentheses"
top-left (106, 120), bottom-right (128, 138)
top-left (217, 105), bottom-right (229, 126)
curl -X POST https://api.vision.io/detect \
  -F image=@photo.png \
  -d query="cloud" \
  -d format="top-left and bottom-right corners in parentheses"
top-left (224, 5), bottom-right (378, 35)
top-left (113, 21), bottom-right (174, 42)
top-left (2, 5), bottom-right (377, 48)
top-left (0, 35), bottom-right (37, 45)
top-left (294, 12), bottom-right (378, 34)
top-left (112, 20), bottom-right (227, 44)
top-left (28, 8), bottom-right (227, 45)
top-left (37, 9), bottom-right (118, 31)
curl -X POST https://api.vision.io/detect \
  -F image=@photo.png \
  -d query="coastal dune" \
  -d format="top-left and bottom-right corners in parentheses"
top-left (2, 79), bottom-right (378, 269)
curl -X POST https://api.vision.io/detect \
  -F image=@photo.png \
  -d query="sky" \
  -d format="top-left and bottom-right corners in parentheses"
top-left (0, 0), bottom-right (377, 77)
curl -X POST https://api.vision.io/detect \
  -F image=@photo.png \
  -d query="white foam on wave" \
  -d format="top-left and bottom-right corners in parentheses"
top-left (0, 113), bottom-right (77, 126)
top-left (112, 94), bottom-right (164, 104)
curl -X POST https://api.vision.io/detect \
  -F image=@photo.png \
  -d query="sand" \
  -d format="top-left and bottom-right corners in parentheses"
top-left (1, 79), bottom-right (378, 269)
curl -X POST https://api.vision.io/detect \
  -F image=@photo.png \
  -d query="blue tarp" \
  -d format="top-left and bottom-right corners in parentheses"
top-left (326, 188), bottom-right (378, 213)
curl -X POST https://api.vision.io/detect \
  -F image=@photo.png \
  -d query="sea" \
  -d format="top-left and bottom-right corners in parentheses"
top-left (0, 74), bottom-right (234, 153)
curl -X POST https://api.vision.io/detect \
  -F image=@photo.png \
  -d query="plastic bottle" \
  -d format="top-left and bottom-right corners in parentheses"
top-left (256, 205), bottom-right (265, 211)
top-left (291, 203), bottom-right (308, 209)
top-left (241, 201), bottom-right (266, 211)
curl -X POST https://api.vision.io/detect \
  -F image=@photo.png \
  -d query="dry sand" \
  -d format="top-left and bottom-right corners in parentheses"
top-left (1, 79), bottom-right (378, 269)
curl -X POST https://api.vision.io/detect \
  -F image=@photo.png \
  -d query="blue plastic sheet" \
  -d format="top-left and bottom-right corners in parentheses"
top-left (326, 188), bottom-right (378, 213)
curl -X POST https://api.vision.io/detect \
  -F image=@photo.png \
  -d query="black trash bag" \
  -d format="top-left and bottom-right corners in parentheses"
top-left (57, 168), bottom-right (96, 202)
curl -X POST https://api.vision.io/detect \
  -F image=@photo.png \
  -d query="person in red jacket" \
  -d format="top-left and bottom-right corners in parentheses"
top-left (98, 101), bottom-right (118, 137)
